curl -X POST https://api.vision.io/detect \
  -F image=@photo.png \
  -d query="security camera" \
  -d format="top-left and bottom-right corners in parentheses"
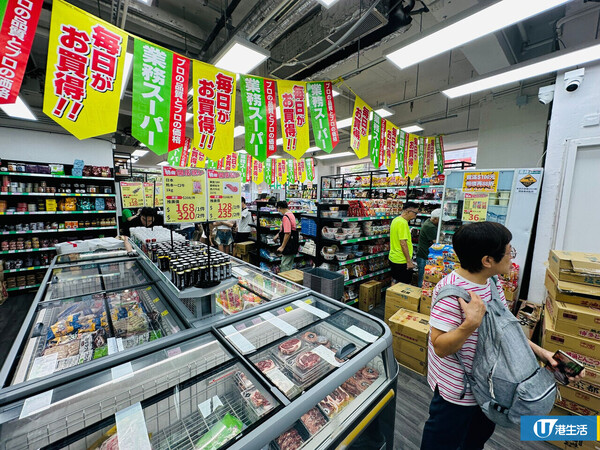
top-left (564, 68), bottom-right (584, 92)
top-left (538, 85), bottom-right (555, 105)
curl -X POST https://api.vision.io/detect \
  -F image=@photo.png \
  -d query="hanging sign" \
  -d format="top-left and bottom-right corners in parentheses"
top-left (278, 80), bottom-right (309, 160)
top-left (435, 135), bottom-right (445, 173)
top-left (43, 0), bottom-right (129, 139)
top-left (425, 137), bottom-right (436, 177)
top-left (120, 181), bottom-right (144, 209)
top-left (143, 182), bottom-right (163, 207)
top-left (406, 134), bottom-right (419, 179)
top-left (463, 171), bottom-right (499, 193)
top-left (179, 135), bottom-right (191, 167)
top-left (384, 123), bottom-right (398, 175)
top-left (350, 95), bottom-right (371, 159)
top-left (240, 75), bottom-right (277, 162)
top-left (286, 159), bottom-right (294, 184)
top-left (238, 154), bottom-right (248, 181)
top-left (189, 148), bottom-right (200, 168)
top-left (264, 159), bottom-right (272, 186)
top-left (252, 159), bottom-right (264, 185)
top-left (278, 159), bottom-right (287, 185)
top-left (207, 170), bottom-right (242, 221)
top-left (162, 166), bottom-right (207, 223)
top-left (462, 192), bottom-right (490, 222)
top-left (305, 158), bottom-right (315, 182)
top-left (167, 147), bottom-right (181, 166)
top-left (0, 0), bottom-right (43, 104)
top-left (298, 159), bottom-right (307, 183)
top-left (271, 158), bottom-right (277, 185)
top-left (307, 81), bottom-right (339, 153)
top-left (417, 137), bottom-right (425, 178)
top-left (168, 54), bottom-right (189, 151)
top-left (397, 130), bottom-right (406, 177)
top-left (369, 112), bottom-right (383, 168)
top-left (192, 60), bottom-right (236, 161)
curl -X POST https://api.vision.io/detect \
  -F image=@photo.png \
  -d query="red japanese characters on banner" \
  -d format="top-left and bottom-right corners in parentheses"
top-left (217, 158), bottom-right (224, 169)
top-left (281, 92), bottom-right (296, 153)
top-left (264, 79), bottom-right (277, 157)
top-left (246, 155), bottom-right (253, 183)
top-left (324, 82), bottom-right (339, 149)
top-left (351, 107), bottom-right (363, 150)
top-left (298, 159), bottom-right (306, 181)
top-left (386, 127), bottom-right (397, 162)
top-left (293, 85), bottom-right (305, 127)
top-left (169, 54), bottom-right (189, 151)
top-left (271, 158), bottom-right (277, 185)
top-left (179, 137), bottom-right (191, 167)
top-left (360, 106), bottom-right (369, 137)
top-left (196, 71), bottom-right (234, 150)
top-left (379, 118), bottom-right (387, 168)
top-left (0, 0), bottom-right (43, 104)
top-left (189, 148), bottom-right (199, 167)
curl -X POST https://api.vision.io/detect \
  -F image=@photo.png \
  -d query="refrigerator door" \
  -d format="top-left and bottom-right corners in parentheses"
top-left (98, 259), bottom-right (149, 290)
top-left (48, 263), bottom-right (104, 299)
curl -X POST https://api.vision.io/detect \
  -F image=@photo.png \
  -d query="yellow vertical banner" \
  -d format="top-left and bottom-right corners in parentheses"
top-left (278, 159), bottom-right (287, 185)
top-left (384, 122), bottom-right (398, 175)
top-left (406, 134), bottom-right (419, 179)
top-left (277, 80), bottom-right (310, 160)
top-left (192, 60), bottom-right (236, 161)
top-left (425, 137), bottom-right (436, 177)
top-left (43, 0), bottom-right (128, 139)
top-left (252, 158), bottom-right (264, 185)
top-left (350, 95), bottom-right (371, 159)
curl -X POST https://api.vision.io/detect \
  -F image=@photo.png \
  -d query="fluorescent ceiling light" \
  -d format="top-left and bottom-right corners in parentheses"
top-left (374, 106), bottom-right (394, 118)
top-left (276, 138), bottom-right (283, 145)
top-left (276, 107), bottom-right (281, 119)
top-left (401, 125), bottom-right (424, 133)
top-left (386, 0), bottom-right (571, 70)
top-left (316, 0), bottom-right (341, 8)
top-left (332, 88), bottom-right (340, 97)
top-left (337, 118), bottom-right (352, 129)
top-left (234, 126), bottom-right (245, 137)
top-left (188, 88), bottom-right (193, 96)
top-left (120, 52), bottom-right (133, 99)
top-left (236, 149), bottom-right (248, 154)
top-left (136, 0), bottom-right (152, 4)
top-left (213, 36), bottom-right (270, 74)
top-left (306, 147), bottom-right (321, 153)
top-left (157, 161), bottom-right (169, 166)
top-left (443, 43), bottom-right (600, 98)
top-left (131, 149), bottom-right (149, 157)
top-left (0, 96), bottom-right (36, 121)
top-left (139, 143), bottom-right (146, 148)
top-left (270, 155), bottom-right (283, 159)
top-left (316, 151), bottom-right (353, 160)
top-left (186, 112), bottom-right (193, 122)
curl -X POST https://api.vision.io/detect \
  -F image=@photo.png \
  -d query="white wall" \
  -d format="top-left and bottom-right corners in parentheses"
top-left (0, 128), bottom-right (113, 166)
top-left (476, 90), bottom-right (549, 169)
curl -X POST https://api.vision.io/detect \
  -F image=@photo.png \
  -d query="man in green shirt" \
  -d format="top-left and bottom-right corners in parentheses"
top-left (416, 208), bottom-right (442, 287)
top-left (389, 202), bottom-right (419, 284)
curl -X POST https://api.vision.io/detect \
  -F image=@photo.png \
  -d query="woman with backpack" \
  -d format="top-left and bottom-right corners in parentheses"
top-left (421, 222), bottom-right (584, 450)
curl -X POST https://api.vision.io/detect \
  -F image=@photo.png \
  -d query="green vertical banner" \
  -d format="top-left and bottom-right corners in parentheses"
top-left (307, 81), bottom-right (339, 153)
top-left (397, 130), bottom-right (406, 177)
top-left (0, 0), bottom-right (9, 27)
top-left (167, 148), bottom-right (182, 166)
top-left (435, 135), bottom-right (445, 173)
top-left (418, 137), bottom-right (425, 178)
top-left (240, 75), bottom-right (277, 162)
top-left (286, 159), bottom-right (294, 185)
top-left (370, 112), bottom-right (381, 168)
top-left (239, 154), bottom-right (248, 180)
top-left (264, 159), bottom-right (272, 186)
top-left (305, 158), bottom-right (314, 181)
top-left (132, 39), bottom-right (172, 155)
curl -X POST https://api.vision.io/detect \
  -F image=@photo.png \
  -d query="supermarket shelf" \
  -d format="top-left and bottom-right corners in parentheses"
top-left (410, 199), bottom-right (441, 204)
top-left (346, 299), bottom-right (358, 306)
top-left (3, 265), bottom-right (50, 273)
top-left (338, 251), bottom-right (389, 266)
top-left (6, 283), bottom-right (41, 292)
top-left (0, 226), bottom-right (117, 235)
top-left (322, 233), bottom-right (390, 246)
top-left (408, 185), bottom-right (442, 189)
top-left (321, 215), bottom-right (395, 222)
top-left (0, 247), bottom-right (55, 255)
top-left (344, 267), bottom-right (391, 286)
top-left (2, 172), bottom-right (114, 181)
top-left (0, 210), bottom-right (116, 215)
top-left (0, 192), bottom-right (115, 197)
top-left (417, 213), bottom-right (431, 217)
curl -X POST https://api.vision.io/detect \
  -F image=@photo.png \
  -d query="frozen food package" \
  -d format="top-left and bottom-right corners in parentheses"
top-left (193, 413), bottom-right (243, 450)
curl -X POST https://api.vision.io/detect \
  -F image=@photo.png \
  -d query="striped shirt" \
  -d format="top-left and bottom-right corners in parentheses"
top-left (427, 271), bottom-right (507, 405)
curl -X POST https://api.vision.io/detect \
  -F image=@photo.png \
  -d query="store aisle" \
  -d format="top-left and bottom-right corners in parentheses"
top-left (0, 293), bottom-right (33, 367)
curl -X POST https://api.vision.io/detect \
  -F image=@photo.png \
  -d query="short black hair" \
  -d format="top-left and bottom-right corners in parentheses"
top-left (241, 197), bottom-right (246, 204)
top-left (453, 222), bottom-right (512, 273)
top-left (276, 200), bottom-right (288, 209)
top-left (140, 207), bottom-right (156, 217)
top-left (403, 201), bottom-right (419, 210)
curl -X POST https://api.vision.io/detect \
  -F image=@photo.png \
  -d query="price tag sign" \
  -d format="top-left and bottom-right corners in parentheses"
top-left (462, 192), bottom-right (489, 222)
top-left (462, 171), bottom-right (499, 193)
top-left (143, 182), bottom-right (163, 207)
top-left (207, 170), bottom-right (242, 221)
top-left (120, 182), bottom-right (144, 209)
top-left (162, 166), bottom-right (208, 223)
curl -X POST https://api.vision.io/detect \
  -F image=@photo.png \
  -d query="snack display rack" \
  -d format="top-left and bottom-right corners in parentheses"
top-left (286, 184), bottom-right (317, 201)
top-left (0, 243), bottom-right (399, 450)
top-left (0, 160), bottom-right (118, 293)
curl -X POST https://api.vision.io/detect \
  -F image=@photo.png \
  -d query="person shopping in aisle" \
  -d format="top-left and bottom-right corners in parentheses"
top-left (235, 197), bottom-right (253, 243)
top-left (123, 207), bottom-right (164, 236)
top-left (389, 202), bottom-right (418, 284)
top-left (276, 201), bottom-right (299, 273)
top-left (420, 222), bottom-right (579, 450)
top-left (213, 220), bottom-right (235, 254)
top-left (416, 208), bottom-right (445, 287)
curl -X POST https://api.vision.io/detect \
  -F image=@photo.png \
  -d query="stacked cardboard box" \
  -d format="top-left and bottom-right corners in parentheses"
top-left (233, 241), bottom-right (255, 259)
top-left (548, 406), bottom-right (600, 450)
top-left (543, 251), bottom-right (600, 420)
top-left (359, 280), bottom-right (382, 312)
top-left (388, 309), bottom-right (429, 376)
top-left (278, 269), bottom-right (304, 285)
top-left (384, 282), bottom-right (422, 322)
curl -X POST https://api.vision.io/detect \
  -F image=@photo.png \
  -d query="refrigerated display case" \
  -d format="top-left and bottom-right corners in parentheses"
top-left (0, 293), bottom-right (398, 450)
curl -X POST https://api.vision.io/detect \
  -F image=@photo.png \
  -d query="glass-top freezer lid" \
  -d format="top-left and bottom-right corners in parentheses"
top-left (99, 260), bottom-right (149, 290)
top-left (49, 263), bottom-right (103, 299)
top-left (232, 263), bottom-right (304, 300)
top-left (55, 249), bottom-right (129, 264)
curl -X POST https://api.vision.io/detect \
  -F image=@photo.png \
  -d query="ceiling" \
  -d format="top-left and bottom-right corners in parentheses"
top-left (1, 0), bottom-right (599, 167)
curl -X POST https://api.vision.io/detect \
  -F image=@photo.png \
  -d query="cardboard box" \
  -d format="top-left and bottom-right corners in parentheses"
top-left (557, 385), bottom-right (600, 415)
top-left (419, 293), bottom-right (432, 315)
top-left (234, 241), bottom-right (255, 256)
top-left (396, 352), bottom-right (428, 376)
top-left (503, 287), bottom-right (516, 301)
top-left (372, 281), bottom-right (383, 306)
top-left (516, 301), bottom-right (543, 339)
top-left (548, 407), bottom-right (600, 450)
top-left (549, 250), bottom-right (600, 288)
top-left (546, 294), bottom-right (600, 333)
top-left (393, 337), bottom-right (427, 363)
top-left (543, 316), bottom-right (600, 361)
top-left (424, 272), bottom-right (442, 284)
top-left (546, 269), bottom-right (600, 308)
top-left (386, 282), bottom-right (421, 313)
top-left (278, 269), bottom-right (304, 285)
top-left (387, 309), bottom-right (430, 347)
top-left (359, 280), bottom-right (381, 312)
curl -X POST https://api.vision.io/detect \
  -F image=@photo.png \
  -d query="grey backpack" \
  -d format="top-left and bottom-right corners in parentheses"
top-left (434, 279), bottom-right (557, 426)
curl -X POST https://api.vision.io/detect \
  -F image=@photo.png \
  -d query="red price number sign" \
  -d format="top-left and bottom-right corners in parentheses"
top-left (218, 203), bottom-right (233, 219)
top-left (467, 212), bottom-right (480, 221)
top-left (176, 203), bottom-right (196, 221)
